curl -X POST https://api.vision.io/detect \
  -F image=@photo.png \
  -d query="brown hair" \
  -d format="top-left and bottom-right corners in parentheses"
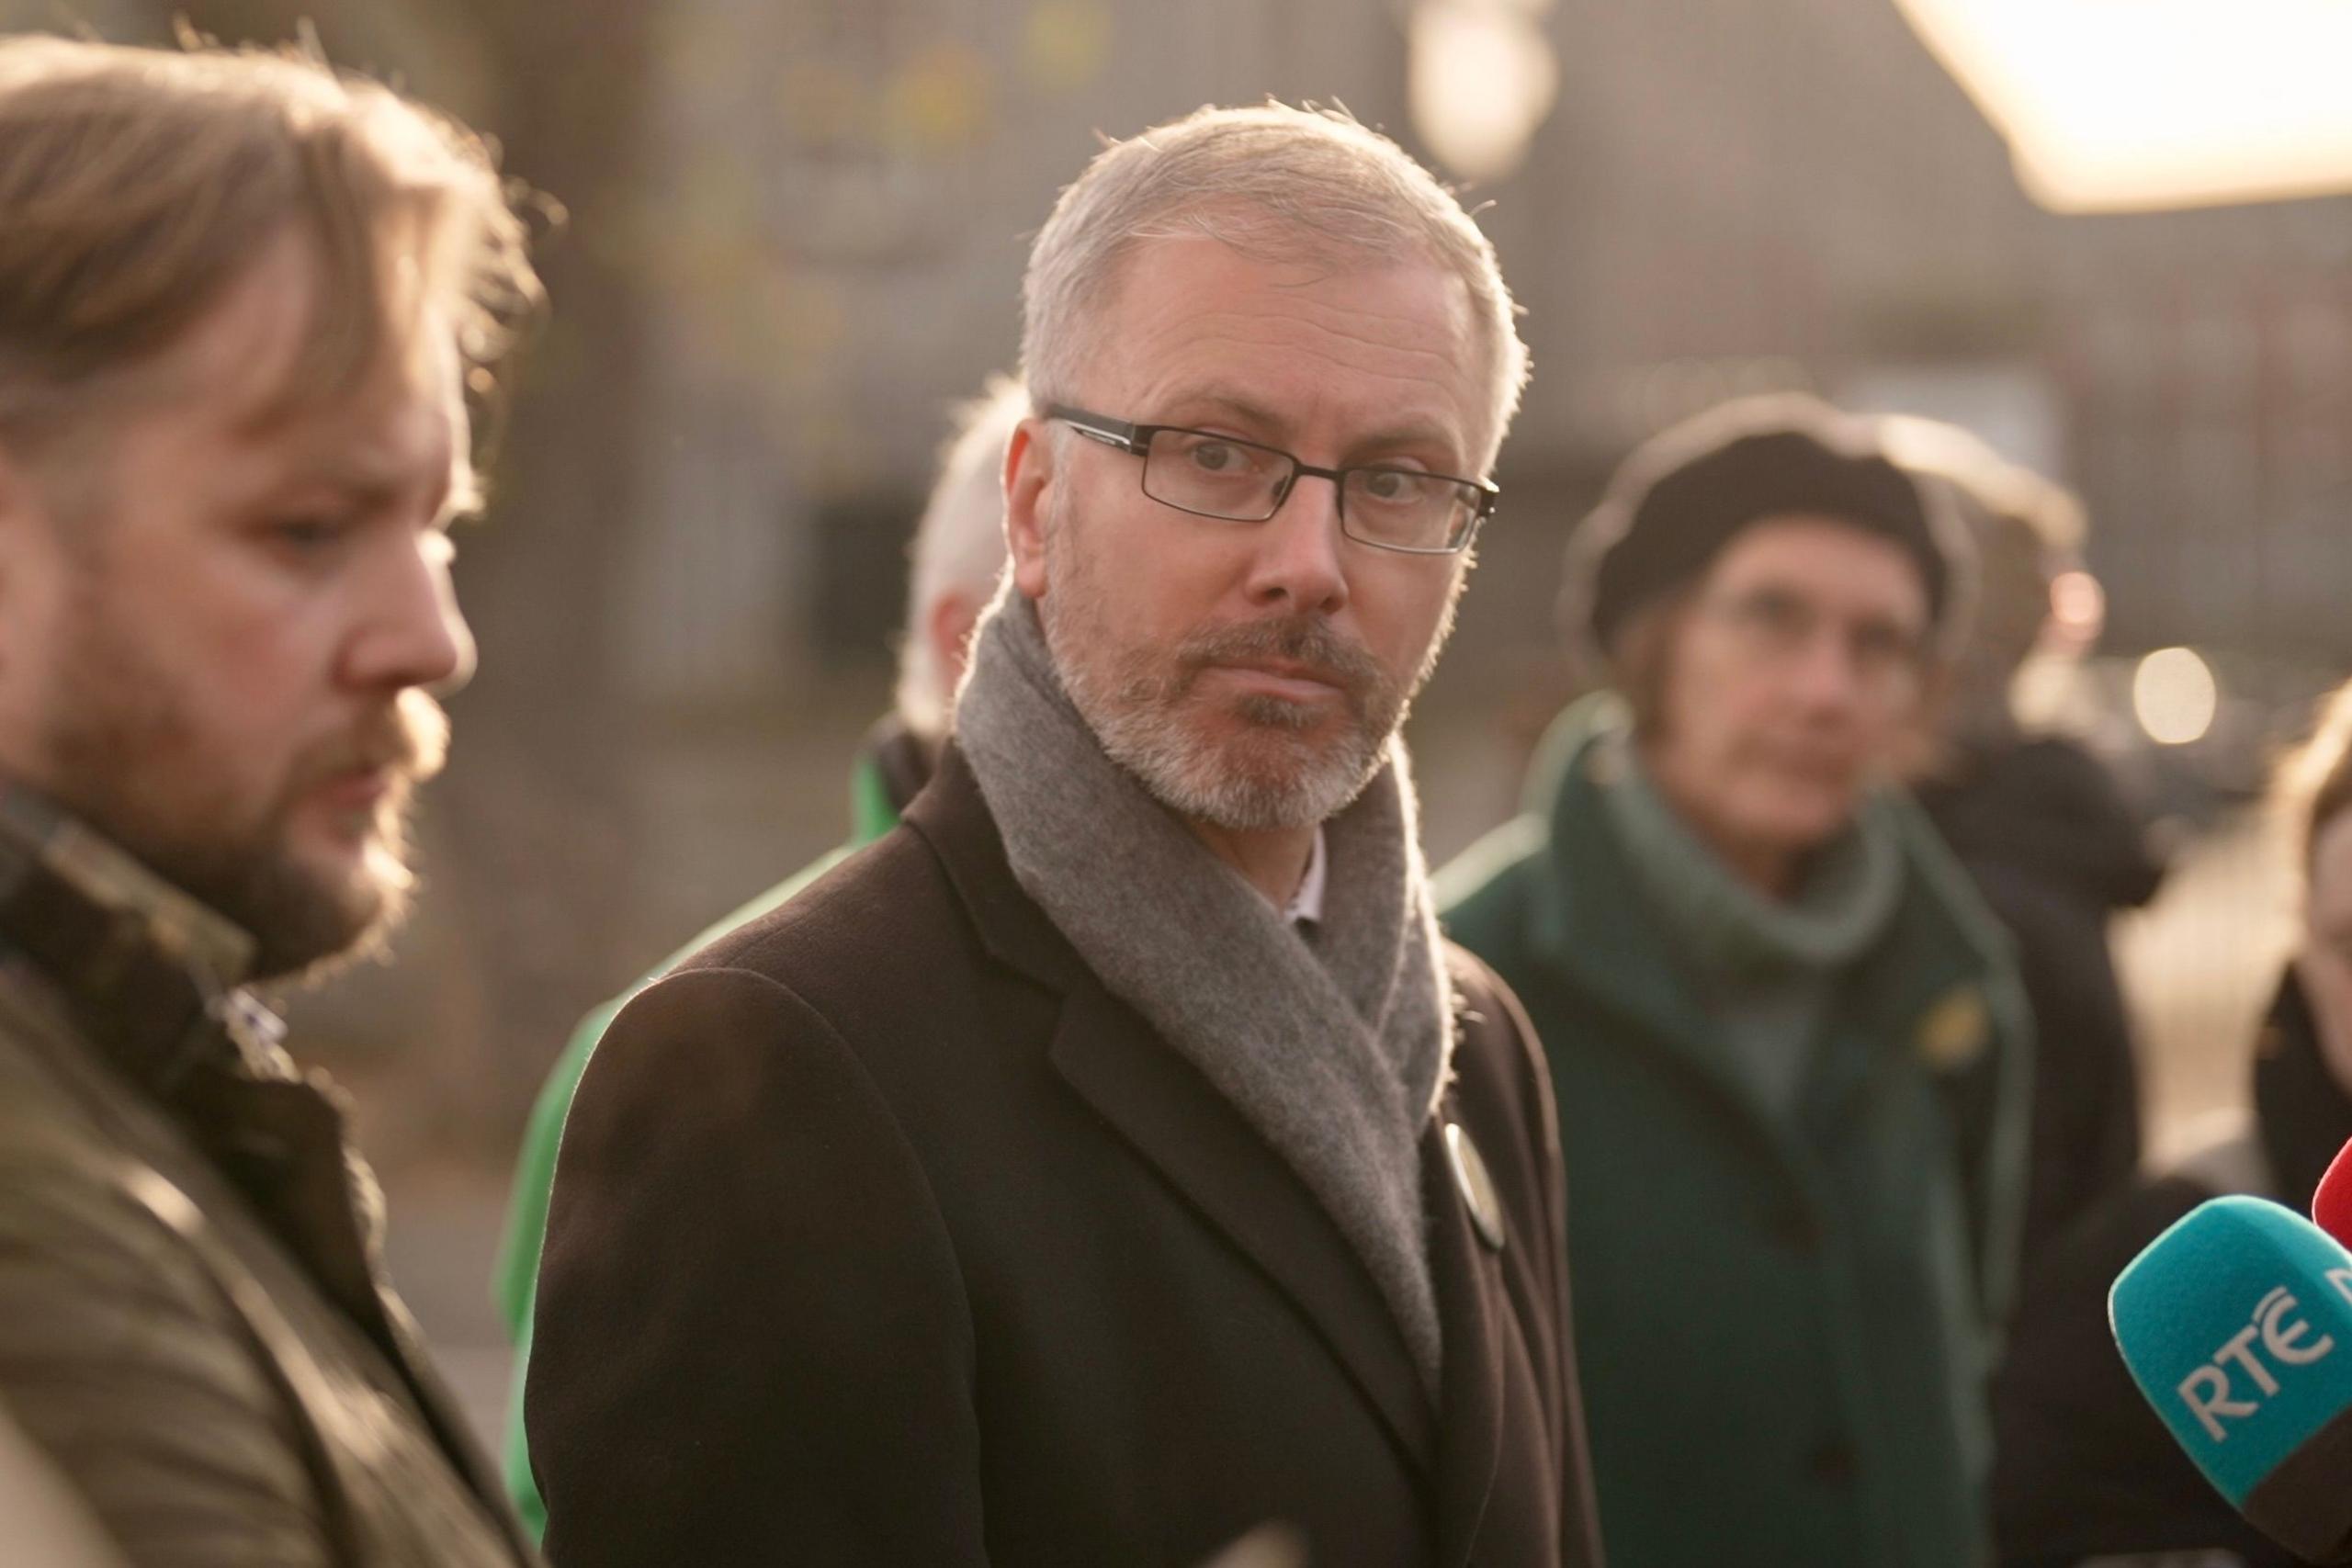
top-left (2279, 681), bottom-right (2352, 868)
top-left (0, 35), bottom-right (540, 475)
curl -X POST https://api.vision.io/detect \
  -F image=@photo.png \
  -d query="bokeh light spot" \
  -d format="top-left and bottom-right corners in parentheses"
top-left (2048, 568), bottom-right (2106, 651)
top-left (2134, 646), bottom-right (2219, 746)
top-left (1024, 0), bottom-right (1109, 93)
top-left (1409, 0), bottom-right (1559, 184)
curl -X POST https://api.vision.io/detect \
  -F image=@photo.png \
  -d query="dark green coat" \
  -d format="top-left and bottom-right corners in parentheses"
top-left (1440, 701), bottom-right (2030, 1568)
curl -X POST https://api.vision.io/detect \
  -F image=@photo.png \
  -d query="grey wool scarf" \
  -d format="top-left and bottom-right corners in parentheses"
top-left (956, 592), bottom-right (1456, 1392)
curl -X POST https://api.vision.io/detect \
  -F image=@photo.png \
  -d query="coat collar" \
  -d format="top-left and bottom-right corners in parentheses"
top-left (0, 783), bottom-right (254, 987)
top-left (0, 917), bottom-right (532, 1561)
top-left (853, 713), bottom-right (936, 842)
top-left (907, 746), bottom-right (1526, 1509)
top-left (0, 782), bottom-right (281, 1097)
top-left (1424, 1108), bottom-right (1508, 1566)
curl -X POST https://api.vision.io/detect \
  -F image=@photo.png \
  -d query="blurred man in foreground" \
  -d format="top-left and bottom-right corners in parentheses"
top-left (490, 375), bottom-right (1022, 1539)
top-left (0, 37), bottom-right (539, 1565)
top-left (1441, 394), bottom-right (2030, 1566)
top-left (530, 103), bottom-right (1601, 1566)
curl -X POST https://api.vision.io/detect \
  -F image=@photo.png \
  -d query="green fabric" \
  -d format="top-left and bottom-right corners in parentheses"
top-left (490, 751), bottom-right (899, 1542)
top-left (1438, 694), bottom-right (2031, 1568)
top-left (847, 742), bottom-right (900, 846)
top-left (1594, 724), bottom-right (1904, 1118)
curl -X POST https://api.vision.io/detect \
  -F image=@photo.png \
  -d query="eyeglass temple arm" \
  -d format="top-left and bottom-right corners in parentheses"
top-left (1044, 404), bottom-right (1145, 454)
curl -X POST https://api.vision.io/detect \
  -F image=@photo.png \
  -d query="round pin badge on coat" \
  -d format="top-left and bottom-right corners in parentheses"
top-left (1445, 1122), bottom-right (1505, 1252)
top-left (1914, 983), bottom-right (1991, 1073)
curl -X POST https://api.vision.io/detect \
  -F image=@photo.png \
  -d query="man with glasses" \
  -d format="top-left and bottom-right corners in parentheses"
top-left (1438, 395), bottom-right (2030, 1567)
top-left (527, 103), bottom-right (1602, 1567)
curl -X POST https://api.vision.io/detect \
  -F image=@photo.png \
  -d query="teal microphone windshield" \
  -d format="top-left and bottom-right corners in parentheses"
top-left (2110, 1194), bottom-right (2352, 1562)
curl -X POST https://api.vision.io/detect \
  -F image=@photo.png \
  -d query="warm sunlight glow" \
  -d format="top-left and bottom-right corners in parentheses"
top-left (2049, 569), bottom-right (2106, 652)
top-left (1894, 0), bottom-right (2352, 212)
top-left (1409, 0), bottom-right (1559, 185)
top-left (2134, 647), bottom-right (2220, 746)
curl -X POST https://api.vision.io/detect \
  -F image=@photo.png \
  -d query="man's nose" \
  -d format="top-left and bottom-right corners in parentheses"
top-left (1243, 473), bottom-right (1350, 615)
top-left (345, 536), bottom-right (476, 696)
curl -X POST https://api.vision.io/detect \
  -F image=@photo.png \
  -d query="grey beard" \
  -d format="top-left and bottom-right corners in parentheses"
top-left (1043, 604), bottom-right (1402, 833)
top-left (1080, 683), bottom-right (1388, 832)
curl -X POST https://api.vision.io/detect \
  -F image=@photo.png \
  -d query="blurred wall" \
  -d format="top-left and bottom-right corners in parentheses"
top-left (12, 0), bottom-right (2346, 1145)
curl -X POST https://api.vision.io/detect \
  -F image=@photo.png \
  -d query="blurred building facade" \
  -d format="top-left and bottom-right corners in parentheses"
top-left (610, 0), bottom-right (2352, 707)
top-left (18, 0), bottom-right (2346, 1138)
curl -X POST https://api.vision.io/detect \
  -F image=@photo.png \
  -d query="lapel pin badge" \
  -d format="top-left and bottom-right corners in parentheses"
top-left (1915, 983), bottom-right (1991, 1073)
top-left (1446, 1122), bottom-right (1506, 1252)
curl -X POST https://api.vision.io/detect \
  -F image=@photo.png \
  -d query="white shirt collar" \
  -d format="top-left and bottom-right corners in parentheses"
top-left (1283, 825), bottom-right (1329, 928)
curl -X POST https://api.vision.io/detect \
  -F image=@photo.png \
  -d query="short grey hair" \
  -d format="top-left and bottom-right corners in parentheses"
top-left (894, 375), bottom-right (1023, 736)
top-left (1021, 102), bottom-right (1529, 468)
top-left (1876, 414), bottom-right (2086, 563)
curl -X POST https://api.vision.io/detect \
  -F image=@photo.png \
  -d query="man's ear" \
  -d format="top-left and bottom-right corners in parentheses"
top-left (927, 590), bottom-right (981, 698)
top-left (1003, 415), bottom-right (1053, 601)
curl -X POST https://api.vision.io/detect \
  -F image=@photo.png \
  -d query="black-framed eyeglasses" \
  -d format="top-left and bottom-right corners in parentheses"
top-left (1047, 403), bottom-right (1497, 556)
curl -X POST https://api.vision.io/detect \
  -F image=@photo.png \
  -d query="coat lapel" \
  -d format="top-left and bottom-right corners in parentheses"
top-left (909, 749), bottom-right (1437, 1476)
top-left (1048, 989), bottom-right (1437, 1472)
top-left (1423, 1109), bottom-right (1506, 1568)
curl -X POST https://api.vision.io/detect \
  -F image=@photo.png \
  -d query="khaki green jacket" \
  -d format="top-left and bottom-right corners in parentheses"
top-left (0, 800), bottom-right (535, 1568)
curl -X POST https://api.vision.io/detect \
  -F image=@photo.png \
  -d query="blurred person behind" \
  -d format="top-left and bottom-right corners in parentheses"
top-left (1889, 417), bottom-right (2165, 1262)
top-left (1991, 681), bottom-right (2352, 1568)
top-left (528, 103), bottom-right (1601, 1566)
top-left (488, 374), bottom-right (1023, 1540)
top-left (1440, 394), bottom-right (2031, 1567)
top-left (0, 35), bottom-right (540, 1568)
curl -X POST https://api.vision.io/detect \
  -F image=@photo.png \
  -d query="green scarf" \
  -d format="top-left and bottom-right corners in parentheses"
top-left (1592, 719), bottom-right (1903, 1117)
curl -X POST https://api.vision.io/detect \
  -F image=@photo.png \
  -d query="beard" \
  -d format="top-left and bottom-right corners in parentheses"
top-left (33, 572), bottom-right (447, 983)
top-left (1036, 492), bottom-right (1447, 832)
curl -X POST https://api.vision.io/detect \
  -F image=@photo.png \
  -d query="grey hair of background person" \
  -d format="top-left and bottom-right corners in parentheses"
top-left (1020, 101), bottom-right (1530, 473)
top-left (894, 375), bottom-right (1025, 738)
top-left (1878, 413), bottom-right (2086, 743)
top-left (1876, 415), bottom-right (2086, 564)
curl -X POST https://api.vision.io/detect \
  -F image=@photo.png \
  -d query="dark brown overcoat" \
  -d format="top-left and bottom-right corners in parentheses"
top-left (530, 748), bottom-right (1604, 1567)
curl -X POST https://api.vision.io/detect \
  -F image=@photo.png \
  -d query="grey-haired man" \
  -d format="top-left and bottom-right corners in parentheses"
top-left (529, 104), bottom-right (1601, 1568)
